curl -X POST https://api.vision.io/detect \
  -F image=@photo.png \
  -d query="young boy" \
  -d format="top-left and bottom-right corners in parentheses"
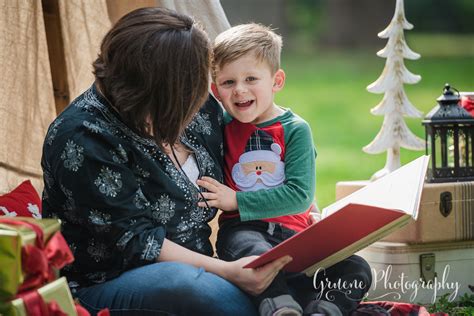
top-left (197, 23), bottom-right (317, 316)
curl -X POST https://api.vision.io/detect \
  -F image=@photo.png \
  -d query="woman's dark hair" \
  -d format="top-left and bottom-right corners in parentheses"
top-left (93, 7), bottom-right (211, 147)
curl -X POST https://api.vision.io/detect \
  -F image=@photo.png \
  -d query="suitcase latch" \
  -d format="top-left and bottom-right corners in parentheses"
top-left (439, 191), bottom-right (452, 217)
top-left (420, 253), bottom-right (437, 283)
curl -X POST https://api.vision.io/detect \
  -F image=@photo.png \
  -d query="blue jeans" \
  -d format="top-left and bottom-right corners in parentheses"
top-left (74, 262), bottom-right (258, 316)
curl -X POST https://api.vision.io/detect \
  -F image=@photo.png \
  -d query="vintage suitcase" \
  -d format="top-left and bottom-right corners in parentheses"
top-left (336, 181), bottom-right (474, 244)
top-left (357, 240), bottom-right (474, 304)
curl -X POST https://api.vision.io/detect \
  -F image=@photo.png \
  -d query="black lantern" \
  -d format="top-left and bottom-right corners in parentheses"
top-left (423, 84), bottom-right (474, 182)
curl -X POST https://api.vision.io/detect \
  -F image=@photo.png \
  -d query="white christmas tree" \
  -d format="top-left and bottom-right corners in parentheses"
top-left (364, 0), bottom-right (425, 180)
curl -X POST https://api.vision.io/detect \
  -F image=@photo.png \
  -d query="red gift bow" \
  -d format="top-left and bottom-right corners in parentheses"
top-left (75, 304), bottom-right (110, 316)
top-left (18, 289), bottom-right (110, 316)
top-left (0, 218), bottom-right (74, 294)
top-left (19, 290), bottom-right (67, 316)
top-left (461, 96), bottom-right (474, 117)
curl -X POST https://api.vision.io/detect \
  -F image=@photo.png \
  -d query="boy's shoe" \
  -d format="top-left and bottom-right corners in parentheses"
top-left (259, 294), bottom-right (303, 316)
top-left (303, 300), bottom-right (342, 316)
top-left (272, 306), bottom-right (303, 316)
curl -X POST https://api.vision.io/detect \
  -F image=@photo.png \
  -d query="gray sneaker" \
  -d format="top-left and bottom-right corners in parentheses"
top-left (259, 294), bottom-right (303, 316)
top-left (272, 306), bottom-right (303, 316)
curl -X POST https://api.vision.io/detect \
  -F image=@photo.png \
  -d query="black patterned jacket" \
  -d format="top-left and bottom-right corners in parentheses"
top-left (42, 84), bottom-right (224, 290)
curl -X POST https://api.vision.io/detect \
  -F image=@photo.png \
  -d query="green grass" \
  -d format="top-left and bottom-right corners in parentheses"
top-left (276, 43), bottom-right (473, 209)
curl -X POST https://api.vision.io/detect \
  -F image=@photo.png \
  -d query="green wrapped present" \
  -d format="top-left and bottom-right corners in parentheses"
top-left (1, 277), bottom-right (77, 316)
top-left (0, 217), bottom-right (68, 301)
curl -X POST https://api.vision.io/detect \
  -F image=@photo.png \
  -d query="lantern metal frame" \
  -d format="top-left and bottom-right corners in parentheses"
top-left (422, 84), bottom-right (474, 183)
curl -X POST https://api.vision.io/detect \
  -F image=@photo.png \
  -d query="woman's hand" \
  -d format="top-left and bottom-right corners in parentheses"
top-left (223, 255), bottom-right (293, 296)
top-left (197, 176), bottom-right (238, 211)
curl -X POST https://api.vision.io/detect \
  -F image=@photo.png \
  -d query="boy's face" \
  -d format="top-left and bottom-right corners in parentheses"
top-left (212, 53), bottom-right (285, 125)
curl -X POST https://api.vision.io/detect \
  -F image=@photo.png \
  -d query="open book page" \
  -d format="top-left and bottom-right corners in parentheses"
top-left (302, 210), bottom-right (410, 276)
top-left (322, 156), bottom-right (429, 220)
top-left (244, 203), bottom-right (409, 273)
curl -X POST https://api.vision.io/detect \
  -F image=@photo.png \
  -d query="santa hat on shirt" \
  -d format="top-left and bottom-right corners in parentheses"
top-left (239, 129), bottom-right (282, 163)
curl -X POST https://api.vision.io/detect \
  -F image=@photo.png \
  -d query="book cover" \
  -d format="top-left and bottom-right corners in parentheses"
top-left (244, 155), bottom-right (429, 276)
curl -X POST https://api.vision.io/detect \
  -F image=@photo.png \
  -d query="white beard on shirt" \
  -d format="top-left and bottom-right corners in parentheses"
top-left (232, 161), bottom-right (285, 192)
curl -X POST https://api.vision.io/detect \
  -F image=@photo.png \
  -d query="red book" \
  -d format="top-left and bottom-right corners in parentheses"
top-left (244, 156), bottom-right (429, 276)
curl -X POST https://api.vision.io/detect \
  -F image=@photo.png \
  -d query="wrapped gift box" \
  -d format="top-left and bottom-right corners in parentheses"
top-left (0, 217), bottom-right (64, 301)
top-left (2, 277), bottom-right (77, 316)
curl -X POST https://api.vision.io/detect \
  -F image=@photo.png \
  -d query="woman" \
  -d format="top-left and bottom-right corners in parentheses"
top-left (42, 7), bottom-right (290, 315)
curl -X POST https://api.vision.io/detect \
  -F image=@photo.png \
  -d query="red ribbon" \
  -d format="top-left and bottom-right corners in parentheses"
top-left (18, 290), bottom-right (67, 316)
top-left (461, 96), bottom-right (474, 117)
top-left (97, 308), bottom-right (111, 316)
top-left (0, 218), bottom-right (45, 247)
top-left (16, 289), bottom-right (111, 316)
top-left (0, 218), bottom-right (74, 293)
top-left (75, 304), bottom-right (91, 316)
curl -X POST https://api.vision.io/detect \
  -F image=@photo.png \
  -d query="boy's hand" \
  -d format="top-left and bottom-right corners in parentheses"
top-left (197, 176), bottom-right (238, 211)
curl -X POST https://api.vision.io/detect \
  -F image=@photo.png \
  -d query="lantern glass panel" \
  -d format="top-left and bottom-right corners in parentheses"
top-left (425, 130), bottom-right (436, 169)
top-left (447, 129), bottom-right (455, 168)
top-left (435, 128), bottom-right (446, 168)
top-left (459, 128), bottom-right (468, 167)
top-left (433, 131), bottom-right (441, 169)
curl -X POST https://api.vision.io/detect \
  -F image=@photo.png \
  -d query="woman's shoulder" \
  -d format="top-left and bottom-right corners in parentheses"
top-left (46, 90), bottom-right (115, 145)
top-left (44, 86), bottom-right (147, 164)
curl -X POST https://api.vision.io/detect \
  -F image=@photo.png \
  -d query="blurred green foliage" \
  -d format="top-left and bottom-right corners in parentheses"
top-left (285, 0), bottom-right (474, 36)
top-left (405, 0), bottom-right (474, 34)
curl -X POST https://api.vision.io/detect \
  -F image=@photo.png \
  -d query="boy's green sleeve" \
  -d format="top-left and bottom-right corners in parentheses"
top-left (236, 120), bottom-right (316, 221)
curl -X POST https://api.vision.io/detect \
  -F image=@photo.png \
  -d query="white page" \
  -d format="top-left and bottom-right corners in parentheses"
top-left (322, 156), bottom-right (429, 219)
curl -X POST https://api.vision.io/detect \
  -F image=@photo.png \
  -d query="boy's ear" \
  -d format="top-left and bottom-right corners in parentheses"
top-left (272, 69), bottom-right (285, 92)
top-left (210, 83), bottom-right (221, 101)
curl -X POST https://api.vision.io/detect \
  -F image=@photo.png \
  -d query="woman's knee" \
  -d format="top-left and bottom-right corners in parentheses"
top-left (135, 262), bottom-right (213, 296)
top-left (152, 262), bottom-right (257, 315)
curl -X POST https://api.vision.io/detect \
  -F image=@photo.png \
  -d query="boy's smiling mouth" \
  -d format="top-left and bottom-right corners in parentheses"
top-left (234, 100), bottom-right (254, 109)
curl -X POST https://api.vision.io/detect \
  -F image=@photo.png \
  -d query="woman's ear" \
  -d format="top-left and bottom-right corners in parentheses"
top-left (272, 69), bottom-right (286, 92)
top-left (210, 83), bottom-right (221, 101)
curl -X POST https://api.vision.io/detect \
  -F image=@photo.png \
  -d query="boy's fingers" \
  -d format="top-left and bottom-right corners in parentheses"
top-left (198, 200), bottom-right (217, 208)
top-left (201, 176), bottom-right (221, 186)
top-left (201, 192), bottom-right (217, 200)
top-left (207, 200), bottom-right (217, 207)
top-left (197, 179), bottom-right (217, 191)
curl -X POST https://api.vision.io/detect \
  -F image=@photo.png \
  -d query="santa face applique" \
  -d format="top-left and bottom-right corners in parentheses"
top-left (232, 129), bottom-right (285, 191)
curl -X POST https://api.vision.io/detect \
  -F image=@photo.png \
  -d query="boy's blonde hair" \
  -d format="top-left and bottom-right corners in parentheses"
top-left (212, 23), bottom-right (282, 81)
